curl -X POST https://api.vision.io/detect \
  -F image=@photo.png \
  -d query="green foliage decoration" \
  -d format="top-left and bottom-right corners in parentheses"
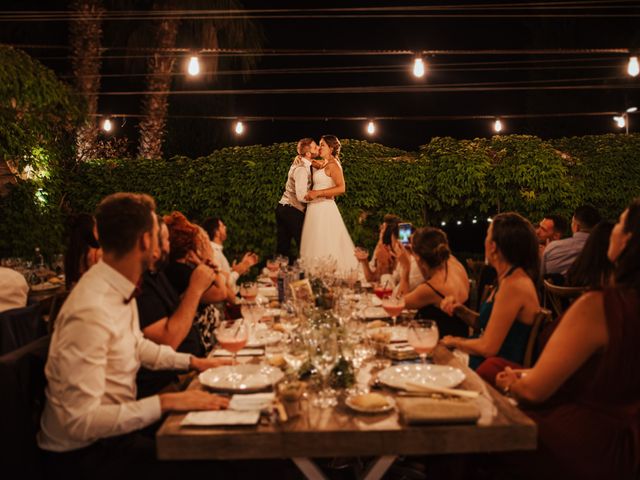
top-left (2, 134), bottom-right (640, 260)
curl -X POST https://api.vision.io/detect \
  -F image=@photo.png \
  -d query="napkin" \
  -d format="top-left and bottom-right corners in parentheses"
top-left (180, 410), bottom-right (261, 427)
top-left (212, 348), bottom-right (264, 357)
top-left (258, 286), bottom-right (278, 298)
top-left (397, 397), bottom-right (481, 425)
top-left (229, 392), bottom-right (275, 411)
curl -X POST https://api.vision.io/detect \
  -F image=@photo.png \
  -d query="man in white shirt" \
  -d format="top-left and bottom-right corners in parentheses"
top-left (38, 193), bottom-right (230, 478)
top-left (202, 217), bottom-right (258, 293)
top-left (275, 138), bottom-right (320, 260)
top-left (0, 267), bottom-right (29, 312)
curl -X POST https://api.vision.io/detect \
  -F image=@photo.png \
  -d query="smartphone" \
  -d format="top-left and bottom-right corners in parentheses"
top-left (398, 223), bottom-right (413, 246)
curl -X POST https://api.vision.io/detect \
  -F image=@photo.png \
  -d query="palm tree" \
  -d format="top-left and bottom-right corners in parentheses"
top-left (69, 0), bottom-right (105, 161)
top-left (136, 0), bottom-right (263, 159)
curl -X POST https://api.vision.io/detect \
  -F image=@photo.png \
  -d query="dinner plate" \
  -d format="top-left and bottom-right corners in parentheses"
top-left (377, 364), bottom-right (466, 391)
top-left (363, 306), bottom-right (387, 320)
top-left (246, 326), bottom-right (283, 347)
top-left (199, 364), bottom-right (284, 393)
top-left (345, 395), bottom-right (395, 414)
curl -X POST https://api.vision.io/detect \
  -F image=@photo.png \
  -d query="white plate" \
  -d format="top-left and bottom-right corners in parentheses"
top-left (377, 364), bottom-right (465, 391)
top-left (368, 326), bottom-right (407, 343)
top-left (30, 283), bottom-right (60, 292)
top-left (246, 327), bottom-right (283, 347)
top-left (345, 395), bottom-right (395, 414)
top-left (199, 364), bottom-right (284, 393)
top-left (363, 306), bottom-right (387, 319)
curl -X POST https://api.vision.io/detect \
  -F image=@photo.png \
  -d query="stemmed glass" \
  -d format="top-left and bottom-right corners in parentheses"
top-left (283, 332), bottom-right (308, 380)
top-left (310, 329), bottom-right (339, 408)
top-left (407, 320), bottom-right (439, 364)
top-left (239, 281), bottom-right (258, 301)
top-left (215, 320), bottom-right (249, 386)
top-left (381, 294), bottom-right (406, 327)
top-left (266, 259), bottom-right (280, 284)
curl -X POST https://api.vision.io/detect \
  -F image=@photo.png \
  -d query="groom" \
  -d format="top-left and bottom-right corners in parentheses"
top-left (275, 138), bottom-right (320, 260)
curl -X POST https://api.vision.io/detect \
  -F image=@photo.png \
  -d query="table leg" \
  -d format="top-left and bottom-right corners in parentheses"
top-left (291, 457), bottom-right (329, 480)
top-left (360, 455), bottom-right (398, 480)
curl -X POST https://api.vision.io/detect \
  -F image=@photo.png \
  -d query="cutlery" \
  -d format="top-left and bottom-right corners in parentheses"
top-left (403, 381), bottom-right (479, 399)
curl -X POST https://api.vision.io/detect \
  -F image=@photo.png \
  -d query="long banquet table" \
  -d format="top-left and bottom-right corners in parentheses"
top-left (156, 344), bottom-right (536, 479)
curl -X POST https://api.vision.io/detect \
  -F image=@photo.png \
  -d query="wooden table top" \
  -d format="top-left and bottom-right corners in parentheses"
top-left (156, 345), bottom-right (536, 461)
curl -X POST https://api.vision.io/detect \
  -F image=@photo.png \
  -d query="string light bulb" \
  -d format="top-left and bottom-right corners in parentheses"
top-left (234, 121), bottom-right (244, 135)
top-left (614, 115), bottom-right (626, 129)
top-left (102, 118), bottom-right (112, 132)
top-left (413, 57), bottom-right (425, 78)
top-left (627, 107), bottom-right (638, 113)
top-left (628, 56), bottom-right (639, 77)
top-left (367, 120), bottom-right (376, 135)
top-left (494, 119), bottom-right (503, 133)
top-left (187, 56), bottom-right (200, 76)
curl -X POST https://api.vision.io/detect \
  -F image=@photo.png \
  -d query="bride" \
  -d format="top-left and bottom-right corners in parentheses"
top-left (300, 135), bottom-right (360, 277)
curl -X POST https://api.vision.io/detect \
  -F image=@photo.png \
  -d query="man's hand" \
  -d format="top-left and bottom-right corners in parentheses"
top-left (189, 356), bottom-right (233, 372)
top-left (189, 264), bottom-right (218, 295)
top-left (159, 390), bottom-right (230, 413)
top-left (311, 159), bottom-right (327, 169)
top-left (305, 190), bottom-right (319, 201)
top-left (232, 252), bottom-right (259, 275)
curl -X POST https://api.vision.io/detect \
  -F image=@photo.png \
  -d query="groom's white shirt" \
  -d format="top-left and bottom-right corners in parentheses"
top-left (279, 157), bottom-right (312, 212)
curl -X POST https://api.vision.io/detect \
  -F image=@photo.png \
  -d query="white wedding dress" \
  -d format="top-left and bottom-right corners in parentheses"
top-left (300, 164), bottom-right (360, 277)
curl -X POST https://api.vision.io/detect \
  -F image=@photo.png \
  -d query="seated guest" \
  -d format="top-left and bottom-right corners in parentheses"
top-left (564, 220), bottom-right (614, 290)
top-left (64, 213), bottom-right (102, 289)
top-left (355, 214), bottom-right (424, 290)
top-left (0, 267), bottom-right (29, 312)
top-left (202, 216), bottom-right (259, 294)
top-left (441, 213), bottom-right (540, 369)
top-left (136, 216), bottom-right (229, 398)
top-left (164, 212), bottom-right (228, 352)
top-left (495, 198), bottom-right (640, 480)
top-left (395, 227), bottom-right (469, 337)
top-left (37, 193), bottom-right (229, 478)
top-left (535, 214), bottom-right (567, 255)
top-left (542, 205), bottom-right (601, 277)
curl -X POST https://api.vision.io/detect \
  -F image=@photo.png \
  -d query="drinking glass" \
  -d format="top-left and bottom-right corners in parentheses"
top-left (283, 333), bottom-right (308, 379)
top-left (381, 294), bottom-right (406, 327)
top-left (407, 320), bottom-right (439, 364)
top-left (215, 320), bottom-right (249, 369)
top-left (310, 330), bottom-right (338, 408)
top-left (239, 281), bottom-right (258, 301)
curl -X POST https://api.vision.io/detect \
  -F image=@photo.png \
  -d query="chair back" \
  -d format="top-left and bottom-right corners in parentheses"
top-left (0, 335), bottom-right (50, 478)
top-left (0, 302), bottom-right (46, 355)
top-left (523, 308), bottom-right (553, 368)
top-left (543, 279), bottom-right (587, 318)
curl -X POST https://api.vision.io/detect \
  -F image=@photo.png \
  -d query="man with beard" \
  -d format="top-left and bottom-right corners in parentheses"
top-left (38, 193), bottom-right (230, 479)
top-left (136, 215), bottom-right (230, 397)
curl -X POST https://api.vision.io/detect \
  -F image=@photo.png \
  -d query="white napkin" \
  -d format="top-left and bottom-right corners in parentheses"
top-left (180, 410), bottom-right (260, 426)
top-left (229, 392), bottom-right (275, 411)
top-left (212, 348), bottom-right (264, 357)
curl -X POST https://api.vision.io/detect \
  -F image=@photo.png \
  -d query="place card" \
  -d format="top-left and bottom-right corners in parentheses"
top-left (180, 410), bottom-right (261, 427)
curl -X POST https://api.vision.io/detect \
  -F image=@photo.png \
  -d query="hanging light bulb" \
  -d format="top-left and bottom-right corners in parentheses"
top-left (102, 118), bottom-right (112, 132)
top-left (367, 121), bottom-right (376, 135)
top-left (187, 56), bottom-right (200, 76)
top-left (628, 56), bottom-right (639, 77)
top-left (413, 57), bottom-right (425, 78)
top-left (627, 106), bottom-right (638, 113)
top-left (494, 119), bottom-right (503, 133)
top-left (234, 121), bottom-right (244, 135)
top-left (614, 116), bottom-right (626, 129)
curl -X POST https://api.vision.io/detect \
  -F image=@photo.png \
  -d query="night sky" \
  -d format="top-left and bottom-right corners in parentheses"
top-left (1, 1), bottom-right (639, 157)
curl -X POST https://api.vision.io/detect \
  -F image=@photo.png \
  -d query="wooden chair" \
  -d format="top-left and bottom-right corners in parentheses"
top-left (523, 308), bottom-right (553, 368)
top-left (543, 279), bottom-right (587, 319)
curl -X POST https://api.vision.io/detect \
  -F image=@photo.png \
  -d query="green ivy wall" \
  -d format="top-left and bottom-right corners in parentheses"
top-left (1, 134), bottom-right (639, 260)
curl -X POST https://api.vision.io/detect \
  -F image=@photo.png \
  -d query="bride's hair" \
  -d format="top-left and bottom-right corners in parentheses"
top-left (321, 135), bottom-right (341, 159)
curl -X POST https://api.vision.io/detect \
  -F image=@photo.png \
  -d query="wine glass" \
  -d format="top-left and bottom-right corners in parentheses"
top-left (310, 330), bottom-right (339, 408)
top-left (239, 281), bottom-right (258, 301)
top-left (215, 320), bottom-right (249, 373)
top-left (381, 294), bottom-right (405, 327)
top-left (283, 333), bottom-right (308, 379)
top-left (407, 320), bottom-right (439, 364)
top-left (266, 259), bottom-right (280, 284)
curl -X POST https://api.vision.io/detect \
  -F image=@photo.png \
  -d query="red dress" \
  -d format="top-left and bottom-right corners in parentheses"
top-left (517, 287), bottom-right (640, 480)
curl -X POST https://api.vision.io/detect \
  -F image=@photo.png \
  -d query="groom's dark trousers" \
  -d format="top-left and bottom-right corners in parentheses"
top-left (276, 203), bottom-right (305, 260)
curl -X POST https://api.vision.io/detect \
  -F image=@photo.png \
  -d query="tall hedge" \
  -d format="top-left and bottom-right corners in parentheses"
top-left (1, 134), bottom-right (639, 260)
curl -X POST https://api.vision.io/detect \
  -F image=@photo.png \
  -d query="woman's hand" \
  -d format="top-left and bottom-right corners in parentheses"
top-left (495, 366), bottom-right (520, 394)
top-left (354, 247), bottom-right (369, 262)
top-left (440, 295), bottom-right (460, 316)
top-left (305, 190), bottom-right (320, 201)
top-left (441, 335), bottom-right (461, 349)
top-left (392, 239), bottom-right (410, 270)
